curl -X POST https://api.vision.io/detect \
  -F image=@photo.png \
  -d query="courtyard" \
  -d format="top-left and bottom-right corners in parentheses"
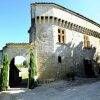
top-left (0, 77), bottom-right (100, 100)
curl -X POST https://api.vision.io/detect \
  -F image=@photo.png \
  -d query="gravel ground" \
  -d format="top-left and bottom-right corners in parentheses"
top-left (0, 77), bottom-right (100, 100)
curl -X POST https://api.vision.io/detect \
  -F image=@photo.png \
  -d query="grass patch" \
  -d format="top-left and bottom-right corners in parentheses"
top-left (22, 73), bottom-right (28, 79)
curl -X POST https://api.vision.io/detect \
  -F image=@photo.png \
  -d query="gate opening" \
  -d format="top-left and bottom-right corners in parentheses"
top-left (84, 59), bottom-right (95, 78)
top-left (9, 56), bottom-right (28, 88)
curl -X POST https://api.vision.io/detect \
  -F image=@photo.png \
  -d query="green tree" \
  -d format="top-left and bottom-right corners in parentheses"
top-left (0, 53), bottom-right (9, 91)
top-left (29, 49), bottom-right (35, 89)
top-left (23, 60), bottom-right (28, 68)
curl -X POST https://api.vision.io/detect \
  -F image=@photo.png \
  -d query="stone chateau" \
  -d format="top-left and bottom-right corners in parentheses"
top-left (0, 3), bottom-right (100, 83)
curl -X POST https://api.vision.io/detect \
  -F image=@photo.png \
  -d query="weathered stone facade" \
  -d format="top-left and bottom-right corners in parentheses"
top-left (0, 43), bottom-right (33, 77)
top-left (0, 2), bottom-right (100, 83)
top-left (28, 3), bottom-right (100, 82)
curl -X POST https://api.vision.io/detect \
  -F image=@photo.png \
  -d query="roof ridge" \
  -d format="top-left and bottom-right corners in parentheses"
top-left (6, 43), bottom-right (30, 45)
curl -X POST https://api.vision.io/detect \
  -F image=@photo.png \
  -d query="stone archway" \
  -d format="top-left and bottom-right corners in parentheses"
top-left (9, 58), bottom-right (20, 87)
top-left (9, 56), bottom-right (28, 88)
top-left (1, 43), bottom-right (34, 88)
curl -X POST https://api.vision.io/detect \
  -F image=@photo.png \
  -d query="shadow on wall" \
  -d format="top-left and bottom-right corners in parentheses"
top-left (38, 41), bottom-right (100, 82)
top-left (55, 41), bottom-right (98, 77)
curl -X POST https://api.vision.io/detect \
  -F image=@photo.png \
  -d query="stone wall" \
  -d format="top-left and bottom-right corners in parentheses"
top-left (0, 43), bottom-right (32, 87)
top-left (0, 43), bottom-right (32, 71)
top-left (35, 23), bottom-right (55, 80)
top-left (35, 23), bottom-right (100, 81)
top-left (3, 44), bottom-right (31, 62)
top-left (30, 3), bottom-right (100, 82)
top-left (53, 26), bottom-right (100, 77)
top-left (31, 3), bottom-right (100, 33)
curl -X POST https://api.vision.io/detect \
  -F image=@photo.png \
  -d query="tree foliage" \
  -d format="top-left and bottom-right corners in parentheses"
top-left (23, 60), bottom-right (28, 68)
top-left (16, 64), bottom-right (23, 70)
top-left (29, 49), bottom-right (35, 89)
top-left (0, 53), bottom-right (9, 91)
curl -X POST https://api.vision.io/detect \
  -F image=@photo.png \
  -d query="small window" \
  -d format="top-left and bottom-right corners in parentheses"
top-left (58, 56), bottom-right (61, 63)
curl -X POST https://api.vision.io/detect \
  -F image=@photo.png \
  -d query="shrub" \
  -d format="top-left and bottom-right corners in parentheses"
top-left (29, 49), bottom-right (37, 89)
top-left (23, 60), bottom-right (28, 68)
top-left (0, 53), bottom-right (9, 91)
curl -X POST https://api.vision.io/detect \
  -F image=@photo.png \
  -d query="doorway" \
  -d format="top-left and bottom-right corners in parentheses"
top-left (84, 59), bottom-right (95, 78)
top-left (9, 56), bottom-right (28, 88)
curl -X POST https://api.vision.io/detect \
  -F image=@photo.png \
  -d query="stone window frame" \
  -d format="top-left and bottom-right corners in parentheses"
top-left (83, 35), bottom-right (91, 49)
top-left (58, 28), bottom-right (66, 44)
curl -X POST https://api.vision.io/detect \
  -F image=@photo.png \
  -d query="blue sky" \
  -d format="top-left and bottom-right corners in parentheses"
top-left (15, 56), bottom-right (25, 64)
top-left (0, 0), bottom-right (100, 49)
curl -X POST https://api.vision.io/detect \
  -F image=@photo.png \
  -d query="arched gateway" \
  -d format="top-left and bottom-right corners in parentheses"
top-left (0, 43), bottom-right (34, 87)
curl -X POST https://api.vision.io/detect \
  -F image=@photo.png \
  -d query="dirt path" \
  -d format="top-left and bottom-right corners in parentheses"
top-left (0, 77), bottom-right (100, 100)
